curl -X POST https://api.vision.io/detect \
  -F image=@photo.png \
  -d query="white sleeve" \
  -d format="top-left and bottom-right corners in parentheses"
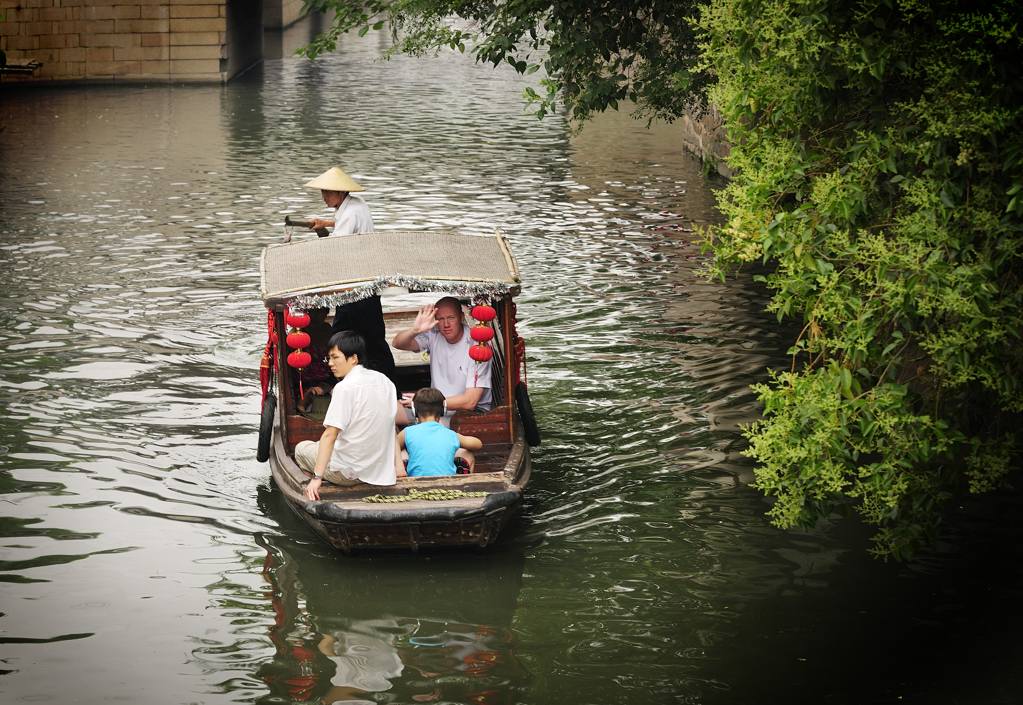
top-left (334, 199), bottom-right (373, 235)
top-left (323, 385), bottom-right (351, 430)
top-left (333, 203), bottom-right (357, 235)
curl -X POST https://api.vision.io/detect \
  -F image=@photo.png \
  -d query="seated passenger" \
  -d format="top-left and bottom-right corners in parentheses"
top-left (398, 388), bottom-right (482, 477)
top-left (391, 296), bottom-right (492, 425)
top-left (298, 307), bottom-right (335, 413)
top-left (297, 331), bottom-right (401, 500)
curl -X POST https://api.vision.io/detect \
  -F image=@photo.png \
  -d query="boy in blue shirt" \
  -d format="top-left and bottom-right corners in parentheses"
top-left (398, 388), bottom-right (482, 477)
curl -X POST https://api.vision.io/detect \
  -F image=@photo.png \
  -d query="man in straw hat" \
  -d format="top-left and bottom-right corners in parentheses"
top-left (306, 166), bottom-right (375, 235)
top-left (297, 167), bottom-right (397, 411)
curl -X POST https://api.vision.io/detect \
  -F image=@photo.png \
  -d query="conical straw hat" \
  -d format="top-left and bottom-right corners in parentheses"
top-left (304, 166), bottom-right (365, 192)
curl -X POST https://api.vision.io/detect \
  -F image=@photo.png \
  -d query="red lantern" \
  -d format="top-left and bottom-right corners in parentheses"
top-left (286, 331), bottom-right (311, 349)
top-left (469, 344), bottom-right (493, 362)
top-left (470, 325), bottom-right (495, 343)
top-left (285, 310), bottom-right (310, 328)
top-left (471, 305), bottom-right (496, 322)
top-left (287, 350), bottom-right (312, 369)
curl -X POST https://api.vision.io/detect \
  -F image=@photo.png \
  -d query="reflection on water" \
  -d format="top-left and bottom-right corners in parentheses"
top-left (255, 486), bottom-right (526, 704)
top-left (2, 15), bottom-right (1023, 705)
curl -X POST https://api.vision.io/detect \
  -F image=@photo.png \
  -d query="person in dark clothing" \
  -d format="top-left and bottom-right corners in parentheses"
top-left (331, 295), bottom-right (397, 391)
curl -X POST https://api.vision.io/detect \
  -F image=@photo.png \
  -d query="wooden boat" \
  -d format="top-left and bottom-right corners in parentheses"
top-left (257, 230), bottom-right (539, 552)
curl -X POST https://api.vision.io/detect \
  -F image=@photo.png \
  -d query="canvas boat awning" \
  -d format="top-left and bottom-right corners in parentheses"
top-left (260, 230), bottom-right (520, 309)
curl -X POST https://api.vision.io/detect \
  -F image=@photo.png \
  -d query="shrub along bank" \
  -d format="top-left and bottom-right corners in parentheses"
top-left (305, 0), bottom-right (1022, 557)
top-left (699, 0), bottom-right (1022, 557)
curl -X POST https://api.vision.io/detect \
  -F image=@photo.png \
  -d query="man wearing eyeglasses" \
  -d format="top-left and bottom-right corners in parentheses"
top-left (297, 331), bottom-right (402, 501)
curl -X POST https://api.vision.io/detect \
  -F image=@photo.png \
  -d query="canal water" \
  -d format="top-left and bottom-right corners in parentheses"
top-left (2, 19), bottom-right (1022, 705)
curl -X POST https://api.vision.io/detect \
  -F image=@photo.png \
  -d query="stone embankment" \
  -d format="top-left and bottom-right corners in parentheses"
top-left (0, 0), bottom-right (304, 83)
top-left (679, 107), bottom-right (733, 178)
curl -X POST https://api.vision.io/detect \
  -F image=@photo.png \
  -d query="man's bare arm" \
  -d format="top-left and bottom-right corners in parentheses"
top-left (304, 426), bottom-right (340, 501)
top-left (445, 386), bottom-right (485, 412)
top-left (392, 304), bottom-right (437, 352)
top-left (310, 218), bottom-right (335, 230)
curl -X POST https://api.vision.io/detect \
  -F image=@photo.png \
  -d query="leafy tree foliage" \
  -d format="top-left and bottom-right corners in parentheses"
top-left (700, 0), bottom-right (1023, 557)
top-left (300, 0), bottom-right (709, 122)
top-left (303, 0), bottom-right (1023, 558)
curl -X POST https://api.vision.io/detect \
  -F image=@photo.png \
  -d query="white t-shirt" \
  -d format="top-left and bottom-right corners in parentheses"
top-left (332, 194), bottom-right (374, 235)
top-left (323, 365), bottom-right (397, 485)
top-left (414, 327), bottom-right (492, 411)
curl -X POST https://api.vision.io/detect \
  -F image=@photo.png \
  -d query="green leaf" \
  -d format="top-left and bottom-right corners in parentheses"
top-left (840, 367), bottom-right (853, 398)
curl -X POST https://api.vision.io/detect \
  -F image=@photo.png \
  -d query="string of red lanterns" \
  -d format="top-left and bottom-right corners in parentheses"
top-left (284, 309), bottom-right (312, 398)
top-left (468, 303), bottom-right (496, 386)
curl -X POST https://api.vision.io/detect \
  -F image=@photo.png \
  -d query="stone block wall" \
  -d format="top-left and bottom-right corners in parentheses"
top-left (679, 107), bottom-right (733, 178)
top-left (261, 0), bottom-right (304, 29)
top-left (0, 0), bottom-right (263, 83)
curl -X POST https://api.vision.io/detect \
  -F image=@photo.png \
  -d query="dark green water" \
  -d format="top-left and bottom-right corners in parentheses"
top-left (2, 20), bottom-right (1022, 705)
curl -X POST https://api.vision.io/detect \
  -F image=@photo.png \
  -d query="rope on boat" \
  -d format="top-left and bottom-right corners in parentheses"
top-left (362, 488), bottom-right (488, 503)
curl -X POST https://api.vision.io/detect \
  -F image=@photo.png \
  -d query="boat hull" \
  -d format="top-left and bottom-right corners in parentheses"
top-left (285, 494), bottom-right (521, 551)
top-left (268, 417), bottom-right (531, 552)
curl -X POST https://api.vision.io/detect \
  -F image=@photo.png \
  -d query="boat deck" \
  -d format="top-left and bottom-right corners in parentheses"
top-left (314, 457), bottom-right (513, 502)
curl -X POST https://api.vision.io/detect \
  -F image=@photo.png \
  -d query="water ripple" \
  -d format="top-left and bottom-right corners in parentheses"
top-left (2, 20), bottom-right (1020, 705)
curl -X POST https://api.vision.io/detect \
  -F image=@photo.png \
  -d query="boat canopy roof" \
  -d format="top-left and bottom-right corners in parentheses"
top-left (260, 230), bottom-right (520, 309)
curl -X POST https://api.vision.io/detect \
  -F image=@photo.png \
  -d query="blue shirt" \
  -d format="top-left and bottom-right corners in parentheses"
top-left (404, 421), bottom-right (460, 477)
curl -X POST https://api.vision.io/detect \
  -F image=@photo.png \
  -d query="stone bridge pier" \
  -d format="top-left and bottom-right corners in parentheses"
top-left (0, 0), bottom-right (310, 83)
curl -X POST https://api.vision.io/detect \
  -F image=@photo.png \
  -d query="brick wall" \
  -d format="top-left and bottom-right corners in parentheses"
top-left (0, 0), bottom-right (262, 83)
